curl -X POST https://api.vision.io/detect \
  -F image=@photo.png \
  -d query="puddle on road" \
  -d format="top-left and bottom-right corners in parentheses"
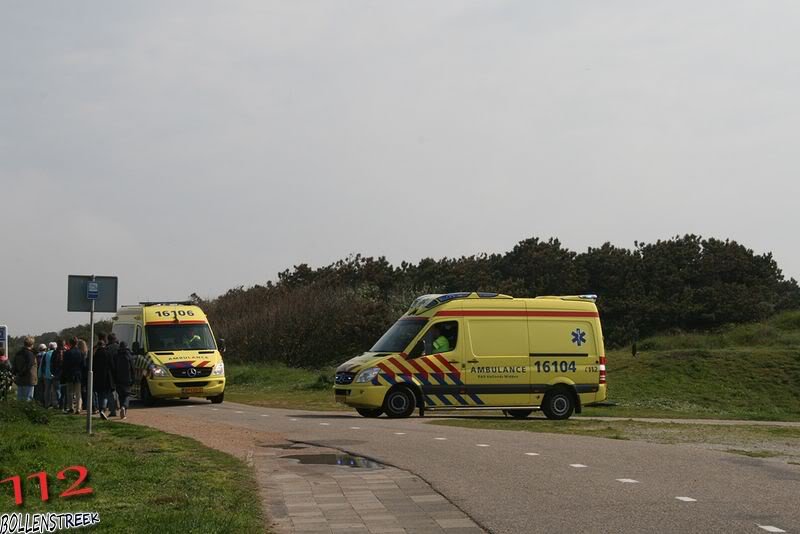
top-left (283, 453), bottom-right (384, 469)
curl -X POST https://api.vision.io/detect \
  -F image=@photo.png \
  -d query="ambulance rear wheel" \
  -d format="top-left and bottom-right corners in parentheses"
top-left (383, 387), bottom-right (416, 418)
top-left (356, 408), bottom-right (383, 418)
top-left (542, 388), bottom-right (575, 420)
top-left (507, 409), bottom-right (533, 419)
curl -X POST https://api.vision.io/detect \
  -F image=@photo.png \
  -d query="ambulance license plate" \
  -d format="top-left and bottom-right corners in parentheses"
top-left (181, 387), bottom-right (204, 394)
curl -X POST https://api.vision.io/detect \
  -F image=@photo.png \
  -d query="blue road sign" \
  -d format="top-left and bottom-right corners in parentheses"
top-left (87, 281), bottom-right (99, 300)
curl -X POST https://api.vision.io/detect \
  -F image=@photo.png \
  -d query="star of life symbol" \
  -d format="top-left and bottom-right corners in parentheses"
top-left (571, 328), bottom-right (586, 346)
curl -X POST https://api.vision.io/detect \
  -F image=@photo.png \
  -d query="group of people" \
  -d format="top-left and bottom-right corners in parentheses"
top-left (4, 333), bottom-right (136, 420)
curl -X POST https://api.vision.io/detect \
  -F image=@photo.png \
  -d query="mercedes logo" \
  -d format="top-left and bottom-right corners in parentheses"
top-left (187, 367), bottom-right (198, 378)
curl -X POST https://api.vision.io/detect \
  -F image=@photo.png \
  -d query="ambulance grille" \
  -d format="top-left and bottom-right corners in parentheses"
top-left (174, 381), bottom-right (209, 388)
top-left (170, 367), bottom-right (213, 378)
top-left (335, 372), bottom-right (355, 385)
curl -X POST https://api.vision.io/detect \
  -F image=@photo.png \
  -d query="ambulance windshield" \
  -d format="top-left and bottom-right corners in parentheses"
top-left (146, 324), bottom-right (216, 351)
top-left (369, 318), bottom-right (428, 353)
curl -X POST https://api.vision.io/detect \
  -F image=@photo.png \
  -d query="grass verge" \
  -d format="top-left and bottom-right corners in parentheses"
top-left (429, 417), bottom-right (800, 461)
top-left (0, 400), bottom-right (264, 532)
top-left (225, 363), bottom-right (345, 411)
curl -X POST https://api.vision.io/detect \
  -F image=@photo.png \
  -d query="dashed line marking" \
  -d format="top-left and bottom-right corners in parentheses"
top-left (319, 422), bottom-right (330, 426)
top-left (570, 464), bottom-right (587, 468)
top-left (675, 497), bottom-right (697, 502)
top-left (289, 418), bottom-right (298, 421)
top-left (234, 411), bottom-right (244, 414)
top-left (211, 408), bottom-right (219, 411)
top-left (476, 444), bottom-right (490, 447)
top-left (616, 479), bottom-right (639, 484)
top-left (394, 432), bottom-right (406, 435)
top-left (350, 426), bottom-right (361, 430)
top-left (758, 526), bottom-right (786, 533)
top-left (434, 437), bottom-right (448, 441)
top-left (525, 453), bottom-right (540, 456)
top-left (260, 414), bottom-right (269, 417)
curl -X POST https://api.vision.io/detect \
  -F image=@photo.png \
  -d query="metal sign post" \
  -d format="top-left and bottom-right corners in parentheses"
top-left (86, 278), bottom-right (96, 435)
top-left (68, 275), bottom-right (118, 435)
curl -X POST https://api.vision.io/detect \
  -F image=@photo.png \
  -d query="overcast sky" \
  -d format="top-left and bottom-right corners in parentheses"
top-left (2, 1), bottom-right (799, 335)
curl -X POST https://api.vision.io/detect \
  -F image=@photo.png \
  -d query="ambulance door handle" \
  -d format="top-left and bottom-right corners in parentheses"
top-left (467, 359), bottom-right (479, 363)
top-left (447, 359), bottom-right (459, 364)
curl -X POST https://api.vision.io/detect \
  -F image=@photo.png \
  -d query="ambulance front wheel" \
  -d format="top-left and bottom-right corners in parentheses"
top-left (356, 408), bottom-right (383, 418)
top-left (209, 393), bottom-right (224, 404)
top-left (141, 380), bottom-right (155, 407)
top-left (542, 387), bottom-right (575, 420)
top-left (383, 387), bottom-right (416, 418)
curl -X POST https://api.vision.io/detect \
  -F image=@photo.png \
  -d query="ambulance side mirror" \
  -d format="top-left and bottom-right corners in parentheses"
top-left (217, 338), bottom-right (226, 353)
top-left (131, 341), bottom-right (144, 356)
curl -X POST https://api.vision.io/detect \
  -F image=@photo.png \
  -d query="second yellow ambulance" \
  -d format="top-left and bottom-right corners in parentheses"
top-left (111, 301), bottom-right (226, 405)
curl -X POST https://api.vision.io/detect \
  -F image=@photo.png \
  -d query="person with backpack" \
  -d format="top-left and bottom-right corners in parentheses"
top-left (111, 341), bottom-right (135, 419)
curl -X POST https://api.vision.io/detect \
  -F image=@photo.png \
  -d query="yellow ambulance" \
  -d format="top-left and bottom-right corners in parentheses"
top-left (111, 301), bottom-right (226, 405)
top-left (334, 292), bottom-right (607, 419)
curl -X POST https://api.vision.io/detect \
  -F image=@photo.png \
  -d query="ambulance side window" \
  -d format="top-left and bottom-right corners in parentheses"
top-left (415, 321), bottom-right (458, 357)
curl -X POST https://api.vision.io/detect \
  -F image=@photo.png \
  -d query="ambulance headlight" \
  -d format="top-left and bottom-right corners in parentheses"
top-left (355, 367), bottom-right (380, 383)
top-left (148, 364), bottom-right (169, 378)
top-left (212, 362), bottom-right (225, 376)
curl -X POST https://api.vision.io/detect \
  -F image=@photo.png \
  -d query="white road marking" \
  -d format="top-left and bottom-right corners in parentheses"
top-left (525, 453), bottom-right (540, 456)
top-left (234, 411), bottom-right (244, 414)
top-left (675, 497), bottom-right (697, 502)
top-left (260, 414), bottom-right (269, 417)
top-left (319, 422), bottom-right (330, 426)
top-left (185, 405), bottom-right (194, 408)
top-left (616, 479), bottom-right (640, 484)
top-left (350, 426), bottom-right (361, 430)
top-left (211, 408), bottom-right (219, 411)
top-left (434, 437), bottom-right (447, 441)
top-left (290, 418), bottom-right (298, 421)
top-left (394, 432), bottom-right (406, 435)
top-left (570, 464), bottom-right (587, 468)
top-left (476, 444), bottom-right (490, 447)
top-left (758, 526), bottom-right (786, 533)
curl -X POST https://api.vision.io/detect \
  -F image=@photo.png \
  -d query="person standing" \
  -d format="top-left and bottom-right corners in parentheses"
top-left (111, 341), bottom-right (135, 419)
top-left (104, 333), bottom-right (120, 413)
top-left (61, 337), bottom-right (83, 413)
top-left (12, 337), bottom-right (37, 401)
top-left (93, 335), bottom-right (116, 419)
top-left (39, 342), bottom-right (57, 408)
top-left (51, 340), bottom-right (65, 409)
top-left (34, 343), bottom-right (47, 403)
top-left (77, 339), bottom-right (94, 413)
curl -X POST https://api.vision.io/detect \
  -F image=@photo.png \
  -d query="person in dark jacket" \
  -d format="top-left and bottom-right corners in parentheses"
top-left (61, 337), bottom-right (83, 413)
top-left (93, 335), bottom-right (116, 420)
top-left (111, 341), bottom-right (135, 419)
top-left (12, 337), bottom-right (37, 401)
top-left (50, 340), bottom-right (65, 409)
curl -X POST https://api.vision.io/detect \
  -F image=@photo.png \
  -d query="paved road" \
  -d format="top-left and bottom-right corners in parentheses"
top-left (140, 401), bottom-right (799, 534)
